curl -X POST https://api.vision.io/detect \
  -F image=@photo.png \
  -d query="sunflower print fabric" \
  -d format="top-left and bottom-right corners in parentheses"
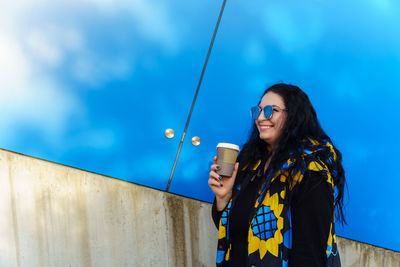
top-left (215, 139), bottom-right (340, 267)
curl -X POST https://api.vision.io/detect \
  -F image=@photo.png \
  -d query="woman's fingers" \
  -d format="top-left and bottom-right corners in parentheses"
top-left (208, 177), bottom-right (222, 188)
top-left (211, 163), bottom-right (222, 172)
top-left (208, 157), bottom-right (238, 199)
top-left (211, 156), bottom-right (220, 172)
top-left (210, 160), bottom-right (239, 185)
top-left (209, 170), bottom-right (222, 182)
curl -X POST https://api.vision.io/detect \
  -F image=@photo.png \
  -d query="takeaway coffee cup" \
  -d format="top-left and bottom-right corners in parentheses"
top-left (216, 143), bottom-right (240, 177)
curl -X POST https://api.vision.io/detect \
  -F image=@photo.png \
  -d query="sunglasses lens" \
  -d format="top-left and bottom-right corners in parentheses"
top-left (263, 105), bottom-right (273, 119)
top-left (250, 106), bottom-right (260, 120)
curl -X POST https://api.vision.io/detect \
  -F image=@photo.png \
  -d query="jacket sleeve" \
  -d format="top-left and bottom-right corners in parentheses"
top-left (211, 169), bottom-right (242, 230)
top-left (289, 171), bottom-right (334, 267)
top-left (211, 198), bottom-right (224, 229)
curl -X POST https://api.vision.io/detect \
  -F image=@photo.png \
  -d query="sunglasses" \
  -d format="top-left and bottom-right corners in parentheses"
top-left (250, 105), bottom-right (287, 120)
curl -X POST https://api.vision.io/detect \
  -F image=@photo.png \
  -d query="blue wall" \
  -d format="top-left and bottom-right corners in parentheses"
top-left (1, 0), bottom-right (399, 251)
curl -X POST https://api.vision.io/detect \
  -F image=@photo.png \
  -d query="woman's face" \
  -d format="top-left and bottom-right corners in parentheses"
top-left (256, 91), bottom-right (287, 150)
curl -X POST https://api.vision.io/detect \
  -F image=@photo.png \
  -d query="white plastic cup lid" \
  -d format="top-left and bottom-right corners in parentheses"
top-left (217, 143), bottom-right (240, 151)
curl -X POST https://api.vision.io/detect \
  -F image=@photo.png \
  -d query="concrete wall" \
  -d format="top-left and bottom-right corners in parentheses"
top-left (337, 238), bottom-right (400, 267)
top-left (0, 149), bottom-right (216, 267)
top-left (0, 148), bottom-right (399, 267)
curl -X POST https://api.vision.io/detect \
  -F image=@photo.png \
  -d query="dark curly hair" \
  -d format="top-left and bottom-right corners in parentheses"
top-left (237, 83), bottom-right (346, 223)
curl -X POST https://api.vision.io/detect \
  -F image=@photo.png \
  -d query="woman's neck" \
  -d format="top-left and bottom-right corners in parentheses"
top-left (264, 156), bottom-right (272, 173)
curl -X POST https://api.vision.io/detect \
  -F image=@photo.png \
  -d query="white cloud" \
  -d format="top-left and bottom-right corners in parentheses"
top-left (26, 29), bottom-right (63, 67)
top-left (0, 26), bottom-right (82, 145)
top-left (0, 30), bottom-right (31, 91)
top-left (25, 26), bottom-right (84, 67)
top-left (81, 0), bottom-right (180, 52)
top-left (72, 52), bottom-right (132, 87)
top-left (0, 0), bottom-right (180, 148)
top-left (23, 23), bottom-right (132, 88)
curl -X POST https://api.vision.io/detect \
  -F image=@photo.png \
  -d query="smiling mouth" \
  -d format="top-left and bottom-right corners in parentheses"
top-left (260, 126), bottom-right (272, 129)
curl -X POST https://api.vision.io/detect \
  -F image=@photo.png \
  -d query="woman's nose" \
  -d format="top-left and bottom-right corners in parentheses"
top-left (257, 110), bottom-right (268, 121)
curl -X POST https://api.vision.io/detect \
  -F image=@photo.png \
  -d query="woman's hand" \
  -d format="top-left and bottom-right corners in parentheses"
top-left (208, 156), bottom-right (239, 211)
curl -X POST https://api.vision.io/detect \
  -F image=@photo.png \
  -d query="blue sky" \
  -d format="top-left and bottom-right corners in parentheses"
top-left (1, 0), bottom-right (400, 251)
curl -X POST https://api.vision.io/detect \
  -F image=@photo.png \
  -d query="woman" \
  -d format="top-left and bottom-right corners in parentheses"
top-left (208, 83), bottom-right (345, 267)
